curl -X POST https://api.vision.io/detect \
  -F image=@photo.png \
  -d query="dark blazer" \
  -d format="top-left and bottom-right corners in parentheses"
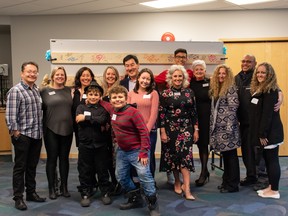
top-left (249, 89), bottom-right (283, 147)
top-left (120, 77), bottom-right (130, 91)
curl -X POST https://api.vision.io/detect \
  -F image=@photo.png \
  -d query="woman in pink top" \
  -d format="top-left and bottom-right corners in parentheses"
top-left (128, 68), bottom-right (159, 177)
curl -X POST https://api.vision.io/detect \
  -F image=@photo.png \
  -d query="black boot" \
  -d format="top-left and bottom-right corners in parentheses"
top-left (60, 184), bottom-right (71, 198)
top-left (49, 186), bottom-right (57, 200)
top-left (146, 195), bottom-right (160, 216)
top-left (119, 189), bottom-right (144, 210)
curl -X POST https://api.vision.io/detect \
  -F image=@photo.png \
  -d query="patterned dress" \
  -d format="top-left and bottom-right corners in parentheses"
top-left (159, 87), bottom-right (198, 172)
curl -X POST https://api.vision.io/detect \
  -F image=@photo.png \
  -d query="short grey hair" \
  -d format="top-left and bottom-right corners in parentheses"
top-left (192, 60), bottom-right (206, 70)
top-left (166, 65), bottom-right (189, 88)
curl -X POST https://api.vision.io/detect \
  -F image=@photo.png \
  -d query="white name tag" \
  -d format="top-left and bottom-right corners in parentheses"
top-left (203, 83), bottom-right (209, 87)
top-left (251, 98), bottom-right (259, 104)
top-left (48, 91), bottom-right (56, 95)
top-left (82, 94), bottom-right (87, 99)
top-left (143, 94), bottom-right (151, 99)
top-left (112, 114), bottom-right (117, 120)
top-left (84, 111), bottom-right (91, 116)
top-left (174, 92), bottom-right (181, 96)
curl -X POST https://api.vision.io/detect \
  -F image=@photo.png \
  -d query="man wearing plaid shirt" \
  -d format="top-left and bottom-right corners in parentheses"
top-left (6, 61), bottom-right (46, 211)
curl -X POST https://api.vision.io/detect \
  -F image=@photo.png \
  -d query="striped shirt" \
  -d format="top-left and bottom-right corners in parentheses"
top-left (6, 81), bottom-right (43, 139)
top-left (111, 105), bottom-right (150, 159)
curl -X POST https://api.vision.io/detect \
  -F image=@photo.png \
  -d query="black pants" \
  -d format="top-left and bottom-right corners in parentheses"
top-left (240, 124), bottom-right (257, 181)
top-left (78, 145), bottom-right (112, 196)
top-left (44, 128), bottom-right (73, 188)
top-left (12, 135), bottom-right (42, 198)
top-left (222, 148), bottom-right (240, 190)
top-left (263, 146), bottom-right (280, 191)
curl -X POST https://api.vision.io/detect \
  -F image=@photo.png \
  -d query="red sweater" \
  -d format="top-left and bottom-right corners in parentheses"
top-left (99, 101), bottom-right (150, 158)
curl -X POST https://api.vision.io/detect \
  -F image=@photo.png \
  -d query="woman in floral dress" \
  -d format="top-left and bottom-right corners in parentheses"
top-left (159, 65), bottom-right (199, 200)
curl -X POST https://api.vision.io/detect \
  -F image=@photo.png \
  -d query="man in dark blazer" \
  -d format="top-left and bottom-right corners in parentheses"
top-left (120, 54), bottom-right (140, 91)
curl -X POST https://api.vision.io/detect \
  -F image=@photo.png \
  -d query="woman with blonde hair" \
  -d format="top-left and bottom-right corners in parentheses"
top-left (40, 66), bottom-right (73, 199)
top-left (209, 64), bottom-right (241, 193)
top-left (159, 65), bottom-right (198, 200)
top-left (102, 66), bottom-right (120, 101)
top-left (249, 62), bottom-right (283, 199)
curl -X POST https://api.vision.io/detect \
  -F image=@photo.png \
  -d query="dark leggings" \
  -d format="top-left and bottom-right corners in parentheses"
top-left (263, 146), bottom-right (280, 191)
top-left (197, 143), bottom-right (209, 176)
top-left (44, 128), bottom-right (73, 188)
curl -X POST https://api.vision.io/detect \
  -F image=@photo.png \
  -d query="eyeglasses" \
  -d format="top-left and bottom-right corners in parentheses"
top-left (175, 56), bottom-right (187, 59)
top-left (241, 60), bottom-right (253, 64)
top-left (24, 70), bottom-right (39, 75)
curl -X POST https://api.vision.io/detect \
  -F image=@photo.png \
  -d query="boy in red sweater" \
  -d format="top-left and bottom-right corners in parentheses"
top-left (109, 85), bottom-right (160, 216)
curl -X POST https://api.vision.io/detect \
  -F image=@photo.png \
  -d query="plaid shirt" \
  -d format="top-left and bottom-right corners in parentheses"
top-left (5, 81), bottom-right (43, 139)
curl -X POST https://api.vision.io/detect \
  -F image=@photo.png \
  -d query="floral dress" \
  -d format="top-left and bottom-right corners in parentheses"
top-left (159, 87), bottom-right (198, 172)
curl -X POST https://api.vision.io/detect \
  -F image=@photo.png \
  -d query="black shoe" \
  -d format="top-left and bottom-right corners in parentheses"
top-left (119, 189), bottom-right (144, 210)
top-left (49, 187), bottom-right (57, 200)
top-left (101, 193), bottom-right (112, 205)
top-left (217, 185), bottom-right (225, 190)
top-left (220, 188), bottom-right (239, 193)
top-left (195, 172), bottom-right (210, 187)
top-left (14, 198), bottom-right (27, 210)
top-left (26, 192), bottom-right (46, 202)
top-left (60, 184), bottom-right (71, 198)
top-left (240, 178), bottom-right (257, 186)
top-left (253, 181), bottom-right (269, 191)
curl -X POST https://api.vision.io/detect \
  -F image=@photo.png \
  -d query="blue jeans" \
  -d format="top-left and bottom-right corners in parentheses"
top-left (116, 148), bottom-right (156, 196)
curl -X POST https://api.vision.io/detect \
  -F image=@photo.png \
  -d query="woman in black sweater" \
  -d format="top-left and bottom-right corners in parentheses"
top-left (249, 62), bottom-right (283, 199)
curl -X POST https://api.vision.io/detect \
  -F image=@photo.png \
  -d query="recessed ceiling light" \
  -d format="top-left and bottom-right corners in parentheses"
top-left (225, 0), bottom-right (276, 5)
top-left (140, 0), bottom-right (216, 9)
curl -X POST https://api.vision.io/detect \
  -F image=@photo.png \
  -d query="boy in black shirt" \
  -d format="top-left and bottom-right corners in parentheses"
top-left (76, 81), bottom-right (112, 207)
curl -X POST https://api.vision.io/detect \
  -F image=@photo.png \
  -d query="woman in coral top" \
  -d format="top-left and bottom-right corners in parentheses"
top-left (128, 68), bottom-right (159, 177)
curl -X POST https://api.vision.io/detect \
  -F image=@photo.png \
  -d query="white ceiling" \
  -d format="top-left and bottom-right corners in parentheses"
top-left (0, 0), bottom-right (288, 16)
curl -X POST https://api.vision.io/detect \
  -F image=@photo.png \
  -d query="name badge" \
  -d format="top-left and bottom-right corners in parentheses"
top-left (203, 83), bottom-right (209, 87)
top-left (82, 94), bottom-right (87, 99)
top-left (245, 87), bottom-right (251, 90)
top-left (143, 94), bottom-right (151, 99)
top-left (251, 98), bottom-right (259, 104)
top-left (112, 114), bottom-right (117, 120)
top-left (48, 91), bottom-right (56, 95)
top-left (174, 92), bottom-right (181, 96)
top-left (84, 111), bottom-right (91, 116)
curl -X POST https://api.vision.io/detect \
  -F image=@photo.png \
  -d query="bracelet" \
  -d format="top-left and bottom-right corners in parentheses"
top-left (195, 128), bottom-right (199, 131)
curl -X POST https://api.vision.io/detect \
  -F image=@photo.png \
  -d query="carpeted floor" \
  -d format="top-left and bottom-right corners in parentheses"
top-left (0, 155), bottom-right (287, 216)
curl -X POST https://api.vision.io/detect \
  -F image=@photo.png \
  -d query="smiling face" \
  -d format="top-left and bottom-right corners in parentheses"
top-left (174, 52), bottom-right (187, 66)
top-left (172, 70), bottom-right (183, 88)
top-left (105, 68), bottom-right (117, 87)
top-left (241, 55), bottom-right (257, 73)
top-left (218, 67), bottom-right (227, 83)
top-left (52, 68), bottom-right (66, 87)
top-left (80, 70), bottom-right (93, 87)
top-left (21, 64), bottom-right (38, 87)
top-left (193, 64), bottom-right (206, 80)
top-left (110, 93), bottom-right (127, 110)
top-left (256, 65), bottom-right (267, 83)
top-left (87, 90), bottom-right (101, 105)
top-left (124, 58), bottom-right (139, 80)
top-left (138, 72), bottom-right (151, 91)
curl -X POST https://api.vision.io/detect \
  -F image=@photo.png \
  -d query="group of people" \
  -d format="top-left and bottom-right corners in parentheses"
top-left (5, 49), bottom-right (284, 215)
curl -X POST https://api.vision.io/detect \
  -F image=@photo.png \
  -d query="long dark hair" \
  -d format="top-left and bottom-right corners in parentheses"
top-left (134, 68), bottom-right (155, 94)
top-left (74, 67), bottom-right (95, 89)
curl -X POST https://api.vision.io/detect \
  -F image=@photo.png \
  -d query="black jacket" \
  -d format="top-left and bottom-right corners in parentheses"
top-left (235, 70), bottom-right (253, 125)
top-left (76, 103), bottom-right (110, 148)
top-left (249, 89), bottom-right (283, 147)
